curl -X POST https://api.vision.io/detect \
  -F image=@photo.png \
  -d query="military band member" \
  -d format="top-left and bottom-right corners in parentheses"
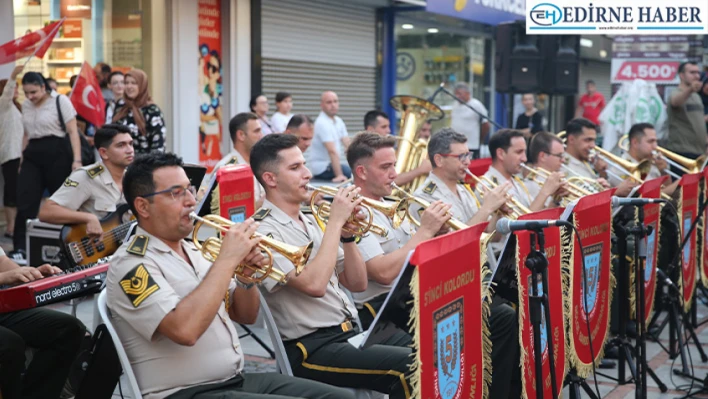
top-left (624, 122), bottom-right (678, 195)
top-left (106, 152), bottom-right (351, 399)
top-left (39, 124), bottom-right (133, 234)
top-left (524, 132), bottom-right (570, 203)
top-left (347, 132), bottom-right (450, 331)
top-left (250, 134), bottom-right (413, 398)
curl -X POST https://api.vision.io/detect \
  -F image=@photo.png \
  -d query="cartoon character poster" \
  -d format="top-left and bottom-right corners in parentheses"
top-left (198, 0), bottom-right (223, 172)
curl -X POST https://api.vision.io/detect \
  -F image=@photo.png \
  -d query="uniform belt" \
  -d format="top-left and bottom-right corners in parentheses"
top-left (320, 319), bottom-right (356, 334)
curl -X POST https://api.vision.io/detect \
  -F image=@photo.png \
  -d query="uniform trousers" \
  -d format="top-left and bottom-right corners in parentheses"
top-left (0, 307), bottom-right (86, 399)
top-left (357, 293), bottom-right (413, 347)
top-left (13, 136), bottom-right (72, 251)
top-left (489, 295), bottom-right (522, 399)
top-left (284, 324), bottom-right (412, 398)
top-left (166, 373), bottom-right (354, 399)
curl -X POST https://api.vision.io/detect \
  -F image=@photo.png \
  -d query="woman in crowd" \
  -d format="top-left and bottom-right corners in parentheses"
top-left (250, 93), bottom-right (273, 135)
top-left (10, 72), bottom-right (82, 262)
top-left (0, 66), bottom-right (24, 240)
top-left (271, 91), bottom-right (293, 133)
top-left (515, 93), bottom-right (544, 137)
top-left (112, 69), bottom-right (166, 153)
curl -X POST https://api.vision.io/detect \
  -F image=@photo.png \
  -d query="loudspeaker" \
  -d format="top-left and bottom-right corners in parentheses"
top-left (540, 36), bottom-right (580, 95)
top-left (495, 21), bottom-right (543, 93)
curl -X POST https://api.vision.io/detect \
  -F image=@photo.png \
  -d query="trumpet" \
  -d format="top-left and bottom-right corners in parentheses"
top-left (189, 213), bottom-right (312, 285)
top-left (464, 170), bottom-right (530, 219)
top-left (390, 183), bottom-right (468, 230)
top-left (520, 163), bottom-right (592, 204)
top-left (306, 184), bottom-right (401, 237)
top-left (655, 146), bottom-right (706, 174)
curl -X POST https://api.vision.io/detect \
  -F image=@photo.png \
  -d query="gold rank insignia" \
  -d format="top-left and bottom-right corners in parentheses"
top-left (63, 178), bottom-right (79, 188)
top-left (253, 208), bottom-right (271, 221)
top-left (226, 156), bottom-right (239, 165)
top-left (126, 235), bottom-right (149, 256)
top-left (120, 264), bottom-right (160, 307)
top-left (87, 164), bottom-right (105, 179)
top-left (266, 233), bottom-right (274, 239)
top-left (423, 182), bottom-right (437, 195)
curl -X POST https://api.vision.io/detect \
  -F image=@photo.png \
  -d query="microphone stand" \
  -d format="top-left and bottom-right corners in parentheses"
top-left (525, 228), bottom-right (559, 399)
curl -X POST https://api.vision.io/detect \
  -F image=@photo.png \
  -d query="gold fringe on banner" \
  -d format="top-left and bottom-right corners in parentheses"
top-left (407, 268), bottom-right (422, 399)
top-left (650, 203), bottom-right (664, 321)
top-left (480, 238), bottom-right (493, 399)
top-left (678, 188), bottom-right (696, 314)
top-left (515, 238), bottom-right (531, 399)
top-left (699, 179), bottom-right (706, 287)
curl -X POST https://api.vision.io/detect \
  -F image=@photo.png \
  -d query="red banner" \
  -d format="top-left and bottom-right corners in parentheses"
top-left (0, 19), bottom-right (63, 65)
top-left (410, 222), bottom-right (490, 399)
top-left (198, 0), bottom-right (223, 172)
top-left (679, 173), bottom-right (701, 314)
top-left (569, 190), bottom-right (615, 377)
top-left (702, 169), bottom-right (708, 289)
top-left (611, 60), bottom-right (680, 84)
top-left (69, 61), bottom-right (106, 127)
top-left (515, 208), bottom-right (567, 399)
top-left (633, 177), bottom-right (667, 323)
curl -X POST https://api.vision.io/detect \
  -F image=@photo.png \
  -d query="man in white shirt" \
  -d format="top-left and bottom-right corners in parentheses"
top-left (311, 91), bottom-right (351, 183)
top-left (450, 83), bottom-right (489, 158)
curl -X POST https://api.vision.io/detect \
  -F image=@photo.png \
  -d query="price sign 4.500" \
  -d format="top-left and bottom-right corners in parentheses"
top-left (611, 60), bottom-right (681, 84)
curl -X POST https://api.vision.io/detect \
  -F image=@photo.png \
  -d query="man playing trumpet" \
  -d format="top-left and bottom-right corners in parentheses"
top-left (623, 122), bottom-right (678, 195)
top-left (250, 134), bottom-right (414, 398)
top-left (524, 132), bottom-right (569, 203)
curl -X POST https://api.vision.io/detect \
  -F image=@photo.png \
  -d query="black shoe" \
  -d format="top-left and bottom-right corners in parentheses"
top-left (599, 359), bottom-right (616, 369)
top-left (626, 321), bottom-right (638, 339)
top-left (8, 249), bottom-right (26, 266)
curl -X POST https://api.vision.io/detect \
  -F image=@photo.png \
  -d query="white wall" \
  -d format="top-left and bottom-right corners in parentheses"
top-left (0, 0), bottom-right (15, 79)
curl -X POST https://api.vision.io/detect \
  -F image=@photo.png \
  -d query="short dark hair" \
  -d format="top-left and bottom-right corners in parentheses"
top-left (488, 129), bottom-right (526, 161)
top-left (228, 112), bottom-right (258, 143)
top-left (586, 80), bottom-right (595, 86)
top-left (94, 124), bottom-right (132, 150)
top-left (565, 118), bottom-right (597, 137)
top-left (275, 92), bottom-right (291, 103)
top-left (528, 131), bottom-right (562, 164)
top-left (250, 134), bottom-right (300, 188)
top-left (628, 122), bottom-right (655, 144)
top-left (347, 132), bottom-right (396, 168)
top-left (108, 71), bottom-right (124, 83)
top-left (21, 72), bottom-right (51, 92)
top-left (428, 128), bottom-right (467, 168)
top-left (123, 152), bottom-right (184, 219)
top-left (99, 63), bottom-right (112, 74)
top-left (678, 61), bottom-right (697, 74)
top-left (45, 77), bottom-right (57, 86)
top-left (286, 114), bottom-right (313, 130)
top-left (364, 110), bottom-right (389, 129)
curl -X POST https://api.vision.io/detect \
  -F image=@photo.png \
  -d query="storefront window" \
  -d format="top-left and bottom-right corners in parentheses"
top-left (13, 0), bottom-right (145, 95)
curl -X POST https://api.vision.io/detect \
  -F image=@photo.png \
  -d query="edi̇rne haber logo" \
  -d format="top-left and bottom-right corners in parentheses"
top-left (527, 0), bottom-right (708, 34)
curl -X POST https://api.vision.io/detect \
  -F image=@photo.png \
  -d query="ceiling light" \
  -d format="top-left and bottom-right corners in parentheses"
top-left (580, 38), bottom-right (593, 48)
top-left (599, 49), bottom-right (608, 58)
top-left (428, 28), bottom-right (439, 33)
top-left (402, 24), bottom-right (414, 29)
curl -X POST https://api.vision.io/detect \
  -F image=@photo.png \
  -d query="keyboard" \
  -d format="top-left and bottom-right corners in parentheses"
top-left (0, 263), bottom-right (109, 313)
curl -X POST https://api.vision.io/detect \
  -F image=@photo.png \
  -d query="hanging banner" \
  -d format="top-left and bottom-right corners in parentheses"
top-left (629, 177), bottom-right (667, 324)
top-left (568, 190), bottom-right (615, 377)
top-left (198, 0), bottom-right (223, 172)
top-left (514, 208), bottom-right (567, 399)
top-left (409, 223), bottom-right (491, 399)
top-left (679, 173), bottom-right (702, 314)
top-left (703, 169), bottom-right (708, 288)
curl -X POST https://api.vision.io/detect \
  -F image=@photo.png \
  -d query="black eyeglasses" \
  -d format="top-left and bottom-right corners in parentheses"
top-left (439, 152), bottom-right (472, 162)
top-left (141, 185), bottom-right (196, 201)
top-left (543, 151), bottom-right (564, 159)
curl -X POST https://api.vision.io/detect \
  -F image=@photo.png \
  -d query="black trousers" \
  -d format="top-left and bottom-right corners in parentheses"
top-left (166, 373), bottom-right (354, 399)
top-left (14, 137), bottom-right (72, 251)
top-left (0, 307), bottom-right (86, 399)
top-left (357, 293), bottom-right (413, 347)
top-left (2, 158), bottom-right (20, 207)
top-left (284, 325), bottom-right (412, 398)
top-left (489, 296), bottom-right (522, 399)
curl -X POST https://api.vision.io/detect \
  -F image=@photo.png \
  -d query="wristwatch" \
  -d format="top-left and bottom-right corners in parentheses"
top-left (236, 279), bottom-right (255, 290)
top-left (340, 235), bottom-right (357, 243)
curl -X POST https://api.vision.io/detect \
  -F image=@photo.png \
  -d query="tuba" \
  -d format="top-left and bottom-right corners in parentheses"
top-left (190, 213), bottom-right (312, 285)
top-left (391, 95), bottom-right (444, 192)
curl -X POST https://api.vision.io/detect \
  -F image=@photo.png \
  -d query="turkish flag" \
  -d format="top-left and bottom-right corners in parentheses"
top-left (70, 62), bottom-right (106, 128)
top-left (0, 19), bottom-right (64, 65)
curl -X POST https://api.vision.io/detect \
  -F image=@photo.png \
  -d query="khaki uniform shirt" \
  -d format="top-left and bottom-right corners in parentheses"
top-left (564, 154), bottom-right (598, 180)
top-left (50, 162), bottom-right (125, 218)
top-left (255, 199), bottom-right (358, 341)
top-left (411, 172), bottom-right (480, 223)
top-left (483, 165), bottom-right (532, 208)
top-left (353, 202), bottom-right (415, 304)
top-left (205, 150), bottom-right (265, 205)
top-left (106, 227), bottom-right (243, 399)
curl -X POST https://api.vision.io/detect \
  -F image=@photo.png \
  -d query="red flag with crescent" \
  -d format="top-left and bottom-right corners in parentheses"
top-left (69, 62), bottom-right (106, 128)
top-left (0, 19), bottom-right (64, 65)
top-left (678, 173), bottom-right (701, 314)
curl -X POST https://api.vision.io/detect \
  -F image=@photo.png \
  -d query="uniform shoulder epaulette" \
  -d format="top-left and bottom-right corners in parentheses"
top-left (226, 156), bottom-right (239, 165)
top-left (253, 208), bottom-right (271, 221)
top-left (86, 164), bottom-right (105, 179)
top-left (423, 181), bottom-right (437, 195)
top-left (491, 176), bottom-right (498, 185)
top-left (126, 234), bottom-right (149, 256)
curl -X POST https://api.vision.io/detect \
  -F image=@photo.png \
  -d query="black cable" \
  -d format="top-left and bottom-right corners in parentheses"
top-left (568, 224), bottom-right (603, 399)
top-left (118, 377), bottom-right (124, 399)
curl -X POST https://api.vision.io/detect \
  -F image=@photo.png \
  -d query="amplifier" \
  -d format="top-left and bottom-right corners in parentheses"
top-left (25, 219), bottom-right (69, 269)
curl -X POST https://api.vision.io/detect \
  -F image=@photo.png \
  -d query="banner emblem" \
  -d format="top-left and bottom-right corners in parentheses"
top-left (645, 227), bottom-right (656, 283)
top-left (683, 215), bottom-right (692, 268)
top-left (434, 298), bottom-right (464, 399)
top-left (582, 243), bottom-right (603, 314)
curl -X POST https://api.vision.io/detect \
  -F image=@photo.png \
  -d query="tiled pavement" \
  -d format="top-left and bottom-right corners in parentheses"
top-left (6, 231), bottom-right (708, 398)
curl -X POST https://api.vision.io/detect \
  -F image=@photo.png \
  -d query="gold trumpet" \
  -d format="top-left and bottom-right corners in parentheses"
top-left (520, 163), bottom-right (592, 205)
top-left (306, 185), bottom-right (399, 237)
top-left (390, 183), bottom-right (468, 230)
top-left (189, 213), bottom-right (312, 285)
top-left (464, 170), bottom-right (530, 219)
top-left (655, 146), bottom-right (705, 175)
top-left (617, 135), bottom-right (681, 179)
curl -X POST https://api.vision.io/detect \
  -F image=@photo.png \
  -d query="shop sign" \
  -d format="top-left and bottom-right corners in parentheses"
top-left (610, 60), bottom-right (680, 84)
top-left (426, 0), bottom-right (524, 26)
top-left (60, 0), bottom-right (91, 19)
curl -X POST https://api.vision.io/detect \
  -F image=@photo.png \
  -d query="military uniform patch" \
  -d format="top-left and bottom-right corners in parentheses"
top-left (491, 176), bottom-right (499, 185)
top-left (126, 235), bottom-right (149, 256)
top-left (120, 264), bottom-right (160, 307)
top-left (226, 156), bottom-right (239, 165)
top-left (87, 164), bottom-right (105, 179)
top-left (63, 178), bottom-right (79, 188)
top-left (253, 208), bottom-right (271, 221)
top-left (266, 233), bottom-right (274, 239)
top-left (300, 205), bottom-right (313, 214)
top-left (423, 182), bottom-right (437, 195)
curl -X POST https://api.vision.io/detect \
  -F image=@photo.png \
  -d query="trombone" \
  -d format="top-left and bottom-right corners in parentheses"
top-left (617, 134), bottom-right (682, 179)
top-left (190, 213), bottom-right (312, 285)
top-left (390, 183), bottom-right (468, 231)
top-left (464, 170), bottom-right (531, 219)
top-left (519, 163), bottom-right (592, 204)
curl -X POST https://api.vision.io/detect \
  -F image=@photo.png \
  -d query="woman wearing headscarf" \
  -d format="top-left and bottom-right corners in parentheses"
top-left (112, 69), bottom-right (166, 153)
top-left (0, 66), bottom-right (24, 240)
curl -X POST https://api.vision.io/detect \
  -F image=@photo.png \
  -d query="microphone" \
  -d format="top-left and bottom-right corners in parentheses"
top-left (656, 269), bottom-right (679, 293)
top-left (611, 196), bottom-right (667, 208)
top-left (496, 218), bottom-right (571, 234)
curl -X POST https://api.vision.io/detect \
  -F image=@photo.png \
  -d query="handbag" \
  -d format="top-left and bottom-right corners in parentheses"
top-left (56, 95), bottom-right (95, 166)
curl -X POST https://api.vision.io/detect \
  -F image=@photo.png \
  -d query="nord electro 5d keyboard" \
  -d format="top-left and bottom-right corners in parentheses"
top-left (0, 263), bottom-right (109, 313)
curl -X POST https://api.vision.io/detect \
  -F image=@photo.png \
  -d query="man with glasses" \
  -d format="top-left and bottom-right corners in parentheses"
top-left (106, 152), bottom-right (353, 399)
top-left (665, 61), bottom-right (708, 161)
top-left (524, 131), bottom-right (569, 204)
